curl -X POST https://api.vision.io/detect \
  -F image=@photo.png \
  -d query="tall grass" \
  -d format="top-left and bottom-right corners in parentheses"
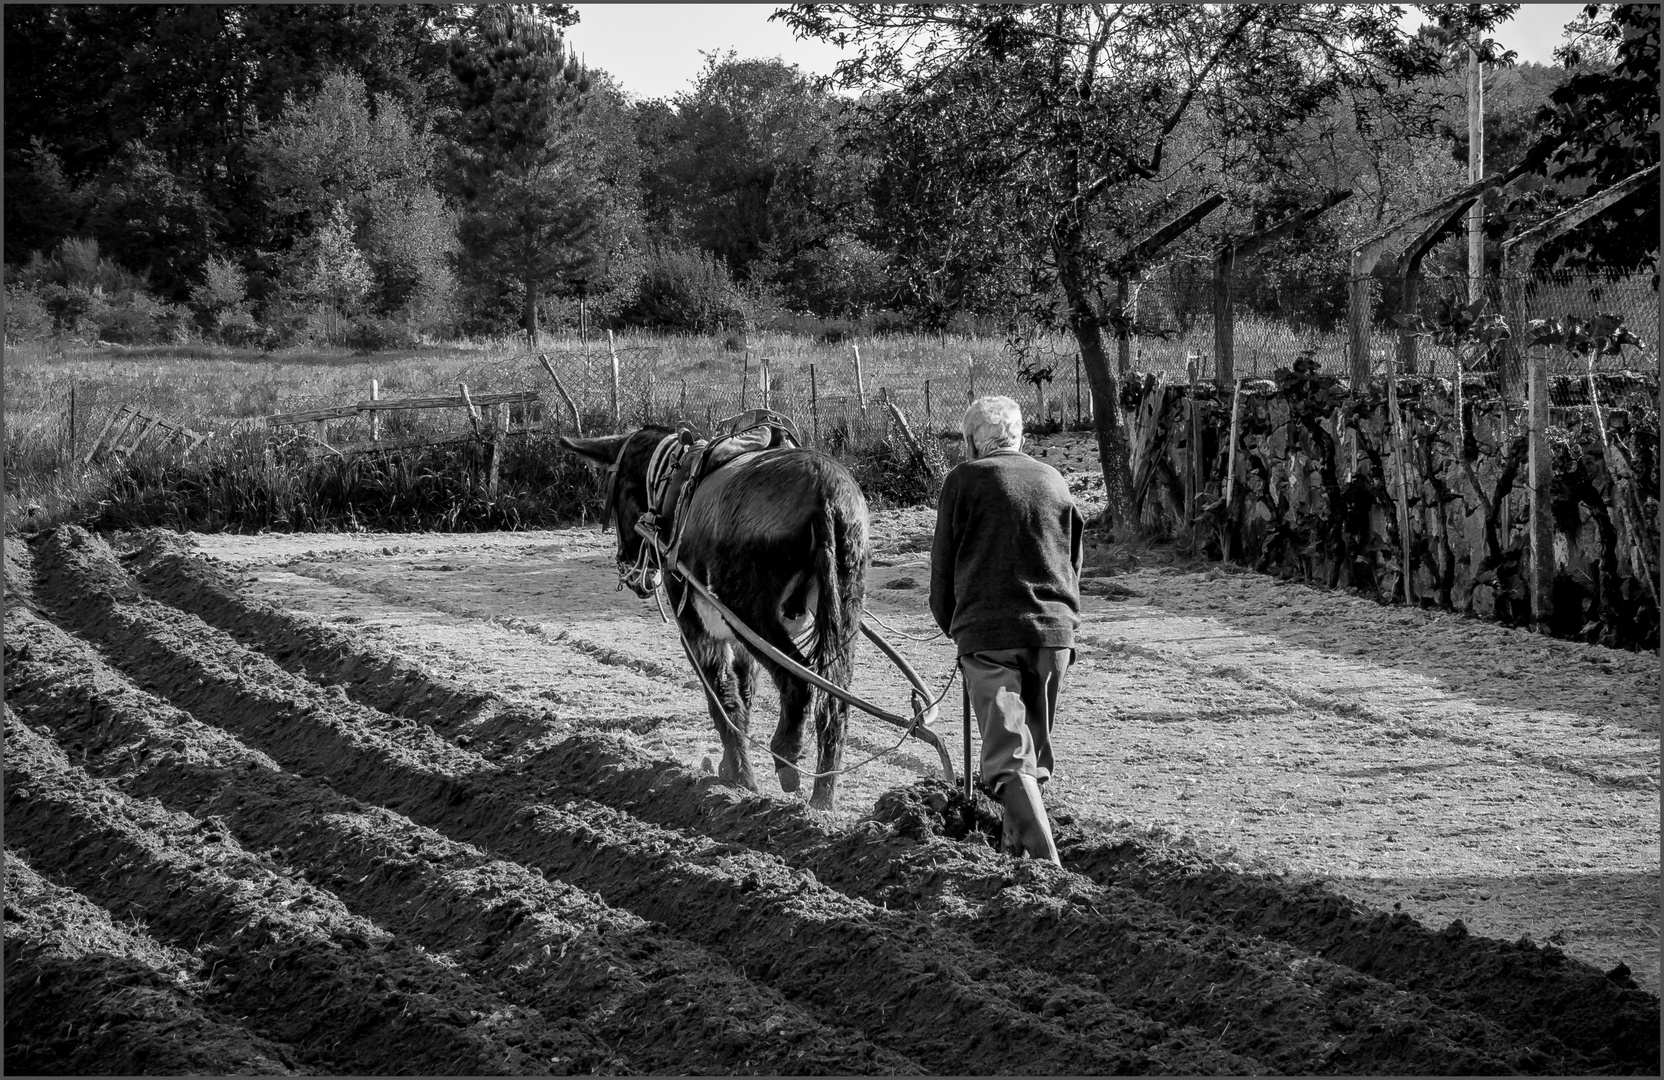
top-left (5, 332), bottom-right (977, 535)
top-left (0, 317), bottom-right (1368, 536)
top-left (91, 427), bottom-right (608, 534)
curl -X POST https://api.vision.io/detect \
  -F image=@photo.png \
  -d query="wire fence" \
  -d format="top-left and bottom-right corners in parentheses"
top-left (8, 269), bottom-right (1654, 473)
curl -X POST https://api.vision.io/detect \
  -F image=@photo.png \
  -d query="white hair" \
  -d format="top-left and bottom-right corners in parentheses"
top-left (961, 396), bottom-right (1023, 459)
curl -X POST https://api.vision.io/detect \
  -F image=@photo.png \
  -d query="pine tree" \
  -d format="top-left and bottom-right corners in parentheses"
top-left (446, 8), bottom-right (603, 348)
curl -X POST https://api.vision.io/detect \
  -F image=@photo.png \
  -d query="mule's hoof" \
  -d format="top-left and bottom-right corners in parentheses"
top-left (700, 756), bottom-right (715, 774)
top-left (808, 790), bottom-right (836, 812)
top-left (775, 764), bottom-right (801, 793)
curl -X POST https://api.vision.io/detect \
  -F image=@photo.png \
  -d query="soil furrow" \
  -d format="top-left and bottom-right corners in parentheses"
top-left (129, 534), bottom-right (503, 732)
top-left (1061, 834), bottom-right (1661, 1075)
top-left (3, 847), bottom-right (310, 1077)
top-left (109, 530), bottom-right (1650, 1074)
top-left (129, 534), bottom-right (680, 751)
top-left (2, 604), bottom-right (922, 1077)
top-left (2, 713), bottom-right (617, 1076)
top-left (30, 525), bottom-right (1263, 1076)
top-left (523, 734), bottom-right (1660, 1073)
top-left (513, 732), bottom-right (1592, 1076)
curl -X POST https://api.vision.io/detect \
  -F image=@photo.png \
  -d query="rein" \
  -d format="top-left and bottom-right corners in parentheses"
top-left (632, 516), bottom-right (957, 786)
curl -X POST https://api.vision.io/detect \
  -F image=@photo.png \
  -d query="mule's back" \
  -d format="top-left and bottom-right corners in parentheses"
top-left (677, 448), bottom-right (869, 567)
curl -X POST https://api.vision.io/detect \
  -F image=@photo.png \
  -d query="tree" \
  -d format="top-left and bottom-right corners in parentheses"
top-left (2, 5), bottom-right (477, 275)
top-left (782, 4), bottom-right (1513, 535)
top-left (302, 201), bottom-right (374, 343)
top-left (1518, 3), bottom-right (1659, 278)
top-left (635, 54), bottom-right (874, 315)
top-left (446, 7), bottom-right (607, 347)
top-left (252, 69), bottom-right (457, 320)
top-left (83, 142), bottom-right (221, 301)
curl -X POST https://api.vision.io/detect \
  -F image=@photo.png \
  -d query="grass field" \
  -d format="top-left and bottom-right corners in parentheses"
top-left (8, 302), bottom-right (1650, 535)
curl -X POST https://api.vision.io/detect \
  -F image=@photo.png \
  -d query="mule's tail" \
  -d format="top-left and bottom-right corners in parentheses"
top-left (809, 488), bottom-right (867, 690)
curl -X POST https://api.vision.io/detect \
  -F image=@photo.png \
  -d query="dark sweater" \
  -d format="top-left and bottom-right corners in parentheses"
top-left (930, 448), bottom-right (1084, 655)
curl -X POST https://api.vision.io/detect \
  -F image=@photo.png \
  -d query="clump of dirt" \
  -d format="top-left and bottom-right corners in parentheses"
top-left (865, 776), bottom-right (1004, 845)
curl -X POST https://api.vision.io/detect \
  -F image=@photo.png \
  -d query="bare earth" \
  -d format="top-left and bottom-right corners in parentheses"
top-left (5, 433), bottom-right (1657, 1074)
top-left (181, 432), bottom-right (1659, 997)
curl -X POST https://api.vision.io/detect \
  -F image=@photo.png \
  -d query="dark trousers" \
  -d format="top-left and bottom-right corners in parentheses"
top-left (960, 647), bottom-right (1071, 794)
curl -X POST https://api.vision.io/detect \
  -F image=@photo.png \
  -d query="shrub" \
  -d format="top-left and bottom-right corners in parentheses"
top-left (3, 280), bottom-right (54, 343)
top-left (618, 241), bottom-right (748, 333)
top-left (343, 315), bottom-right (421, 353)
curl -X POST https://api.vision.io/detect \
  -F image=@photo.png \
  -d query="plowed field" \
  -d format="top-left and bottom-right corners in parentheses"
top-left (5, 454), bottom-right (1659, 1074)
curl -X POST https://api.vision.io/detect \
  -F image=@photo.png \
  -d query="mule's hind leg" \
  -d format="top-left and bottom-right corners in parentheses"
top-left (808, 693), bottom-right (847, 811)
top-left (767, 671), bottom-right (812, 793)
top-left (688, 633), bottom-right (758, 792)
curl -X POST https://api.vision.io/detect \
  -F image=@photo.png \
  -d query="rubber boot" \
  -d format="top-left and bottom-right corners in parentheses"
top-left (999, 774), bottom-right (1060, 866)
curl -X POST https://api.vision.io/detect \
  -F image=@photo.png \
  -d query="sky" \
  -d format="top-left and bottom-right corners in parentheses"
top-left (568, 4), bottom-right (1588, 102)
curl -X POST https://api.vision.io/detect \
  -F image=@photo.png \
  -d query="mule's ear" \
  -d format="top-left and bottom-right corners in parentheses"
top-left (559, 433), bottom-right (629, 467)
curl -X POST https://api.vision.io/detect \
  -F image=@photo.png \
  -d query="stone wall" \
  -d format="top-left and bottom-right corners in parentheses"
top-left (1124, 366), bottom-right (1659, 650)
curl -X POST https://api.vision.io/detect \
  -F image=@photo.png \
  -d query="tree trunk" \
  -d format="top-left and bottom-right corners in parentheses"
top-left (523, 275), bottom-right (539, 353)
top-left (1054, 227), bottom-right (1137, 536)
top-left (1074, 319), bottom-right (1136, 536)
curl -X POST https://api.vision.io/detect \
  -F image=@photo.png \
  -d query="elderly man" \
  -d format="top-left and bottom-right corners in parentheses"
top-left (930, 395), bottom-right (1084, 864)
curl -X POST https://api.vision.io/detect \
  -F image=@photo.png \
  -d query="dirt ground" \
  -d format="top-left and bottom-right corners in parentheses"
top-left (4, 432), bottom-right (1659, 1074)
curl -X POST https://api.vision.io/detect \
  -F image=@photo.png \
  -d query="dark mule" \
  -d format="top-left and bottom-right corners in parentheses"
top-left (561, 425), bottom-right (870, 810)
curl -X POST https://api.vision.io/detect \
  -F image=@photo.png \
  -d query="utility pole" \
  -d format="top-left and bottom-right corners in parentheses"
top-left (1468, 39), bottom-right (1485, 305)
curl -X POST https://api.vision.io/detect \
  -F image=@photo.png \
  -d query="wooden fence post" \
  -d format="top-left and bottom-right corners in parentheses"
top-left (967, 355), bottom-right (976, 402)
top-left (1586, 360), bottom-right (1660, 604)
top-left (761, 357), bottom-right (771, 412)
top-left (538, 353), bottom-right (584, 436)
top-left (853, 345), bottom-right (867, 409)
top-left (1527, 341), bottom-right (1553, 629)
top-left (1223, 378), bottom-right (1244, 560)
top-left (924, 378), bottom-right (932, 433)
top-left (487, 402), bottom-right (504, 497)
top-left (1386, 363), bottom-right (1415, 605)
top-left (67, 385), bottom-right (77, 459)
top-left (459, 383), bottom-right (481, 438)
top-left (810, 364), bottom-right (820, 445)
top-left (1185, 355), bottom-right (1199, 534)
top-left (370, 378), bottom-right (380, 442)
top-left (1213, 251), bottom-right (1235, 389)
top-left (607, 329), bottom-right (620, 430)
top-left (680, 379), bottom-right (687, 418)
